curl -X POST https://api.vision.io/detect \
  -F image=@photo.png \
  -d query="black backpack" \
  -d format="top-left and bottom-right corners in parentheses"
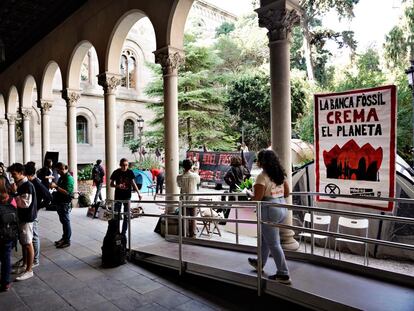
top-left (0, 204), bottom-right (18, 243)
top-left (101, 216), bottom-right (127, 268)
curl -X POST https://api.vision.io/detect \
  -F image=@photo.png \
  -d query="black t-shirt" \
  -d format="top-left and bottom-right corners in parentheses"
top-left (110, 168), bottom-right (135, 200)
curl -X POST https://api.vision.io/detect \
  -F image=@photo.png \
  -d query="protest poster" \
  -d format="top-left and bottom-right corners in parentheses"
top-left (186, 151), bottom-right (255, 183)
top-left (314, 85), bottom-right (397, 211)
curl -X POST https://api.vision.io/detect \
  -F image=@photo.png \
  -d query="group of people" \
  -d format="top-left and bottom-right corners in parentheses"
top-left (176, 149), bottom-right (291, 285)
top-left (0, 160), bottom-right (74, 290)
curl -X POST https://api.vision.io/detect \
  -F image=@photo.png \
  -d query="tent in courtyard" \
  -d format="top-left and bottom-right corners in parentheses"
top-left (132, 169), bottom-right (153, 193)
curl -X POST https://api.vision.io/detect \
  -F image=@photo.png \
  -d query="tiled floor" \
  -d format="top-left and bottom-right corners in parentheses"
top-left (0, 207), bottom-right (303, 311)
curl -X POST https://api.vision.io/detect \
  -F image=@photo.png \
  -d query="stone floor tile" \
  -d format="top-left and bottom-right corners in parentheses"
top-left (121, 275), bottom-right (163, 294)
top-left (11, 276), bottom-right (50, 297)
top-left (85, 276), bottom-right (137, 300)
top-left (144, 287), bottom-right (191, 309)
top-left (20, 291), bottom-right (70, 311)
top-left (100, 265), bottom-right (142, 281)
top-left (110, 293), bottom-right (151, 311)
top-left (60, 287), bottom-right (107, 310)
top-left (135, 303), bottom-right (169, 311)
top-left (82, 300), bottom-right (122, 311)
top-left (0, 289), bottom-right (29, 310)
top-left (172, 300), bottom-right (216, 311)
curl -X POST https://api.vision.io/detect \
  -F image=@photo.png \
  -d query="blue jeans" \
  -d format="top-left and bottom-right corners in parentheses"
top-left (114, 201), bottom-right (130, 235)
top-left (33, 218), bottom-right (40, 264)
top-left (94, 182), bottom-right (103, 203)
top-left (57, 203), bottom-right (72, 242)
top-left (260, 197), bottom-right (289, 276)
top-left (0, 241), bottom-right (13, 286)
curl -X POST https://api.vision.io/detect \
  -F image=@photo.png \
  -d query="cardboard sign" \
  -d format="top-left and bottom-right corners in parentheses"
top-left (314, 85), bottom-right (397, 211)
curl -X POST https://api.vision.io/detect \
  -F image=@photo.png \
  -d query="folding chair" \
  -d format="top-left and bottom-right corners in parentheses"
top-left (334, 216), bottom-right (369, 266)
top-left (198, 198), bottom-right (221, 238)
top-left (298, 213), bottom-right (331, 257)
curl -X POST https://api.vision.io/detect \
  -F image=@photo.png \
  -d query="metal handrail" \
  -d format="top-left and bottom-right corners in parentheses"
top-left (292, 191), bottom-right (414, 204)
top-left (118, 193), bottom-right (413, 297)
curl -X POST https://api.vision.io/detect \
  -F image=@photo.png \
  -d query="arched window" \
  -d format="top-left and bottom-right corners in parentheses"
top-left (123, 119), bottom-right (135, 144)
top-left (76, 116), bottom-right (88, 144)
top-left (120, 50), bottom-right (137, 89)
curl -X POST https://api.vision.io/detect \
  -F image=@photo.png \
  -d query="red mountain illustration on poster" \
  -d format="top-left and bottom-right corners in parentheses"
top-left (323, 139), bottom-right (383, 181)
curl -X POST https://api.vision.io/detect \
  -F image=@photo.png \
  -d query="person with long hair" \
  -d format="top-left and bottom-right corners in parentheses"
top-left (248, 149), bottom-right (291, 284)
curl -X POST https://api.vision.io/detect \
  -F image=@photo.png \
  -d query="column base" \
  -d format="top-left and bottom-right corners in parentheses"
top-left (281, 229), bottom-right (300, 251)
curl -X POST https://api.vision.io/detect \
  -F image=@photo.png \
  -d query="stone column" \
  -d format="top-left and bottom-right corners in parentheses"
top-left (97, 72), bottom-right (121, 200)
top-left (62, 89), bottom-right (80, 192)
top-left (7, 113), bottom-right (16, 165)
top-left (21, 108), bottom-right (32, 163)
top-left (0, 119), bottom-right (5, 162)
top-left (38, 100), bottom-right (53, 159)
top-left (257, 2), bottom-right (300, 250)
top-left (154, 47), bottom-right (184, 212)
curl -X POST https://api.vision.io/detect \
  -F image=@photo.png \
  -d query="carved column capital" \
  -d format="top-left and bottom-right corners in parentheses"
top-left (37, 100), bottom-right (53, 114)
top-left (62, 89), bottom-right (81, 107)
top-left (97, 72), bottom-right (122, 95)
top-left (6, 113), bottom-right (17, 124)
top-left (0, 119), bottom-right (5, 128)
top-left (256, 5), bottom-right (300, 42)
top-left (21, 109), bottom-right (33, 121)
top-left (154, 47), bottom-right (185, 76)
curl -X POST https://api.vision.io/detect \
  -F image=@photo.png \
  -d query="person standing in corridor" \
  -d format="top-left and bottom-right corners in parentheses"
top-left (50, 162), bottom-right (74, 249)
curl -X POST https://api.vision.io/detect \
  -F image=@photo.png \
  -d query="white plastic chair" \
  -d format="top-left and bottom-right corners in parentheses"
top-left (334, 216), bottom-right (369, 266)
top-left (299, 213), bottom-right (331, 257)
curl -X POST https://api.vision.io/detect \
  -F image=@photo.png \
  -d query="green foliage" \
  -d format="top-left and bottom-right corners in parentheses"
top-left (215, 21), bottom-right (235, 37)
top-left (238, 177), bottom-right (254, 191)
top-left (145, 35), bottom-right (236, 151)
top-left (335, 48), bottom-right (387, 91)
top-left (78, 164), bottom-right (93, 181)
top-left (131, 157), bottom-right (162, 171)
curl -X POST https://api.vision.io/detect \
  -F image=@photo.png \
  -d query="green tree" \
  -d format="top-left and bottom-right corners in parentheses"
top-left (145, 34), bottom-right (236, 151)
top-left (384, 2), bottom-right (414, 69)
top-left (298, 0), bottom-right (358, 82)
top-left (225, 70), bottom-right (308, 150)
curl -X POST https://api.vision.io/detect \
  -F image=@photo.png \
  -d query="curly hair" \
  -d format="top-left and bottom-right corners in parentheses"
top-left (257, 149), bottom-right (286, 185)
top-left (230, 156), bottom-right (242, 167)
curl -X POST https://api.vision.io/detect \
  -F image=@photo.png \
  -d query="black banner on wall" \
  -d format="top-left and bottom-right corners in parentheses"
top-left (186, 151), bottom-right (255, 183)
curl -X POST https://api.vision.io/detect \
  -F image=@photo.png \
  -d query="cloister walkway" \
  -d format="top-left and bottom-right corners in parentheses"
top-left (0, 206), bottom-right (303, 311)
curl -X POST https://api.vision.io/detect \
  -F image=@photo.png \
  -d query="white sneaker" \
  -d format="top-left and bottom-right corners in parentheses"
top-left (16, 271), bottom-right (34, 281)
top-left (32, 262), bottom-right (39, 268)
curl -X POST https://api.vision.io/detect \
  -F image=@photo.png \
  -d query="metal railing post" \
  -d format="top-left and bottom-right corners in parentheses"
top-left (128, 200), bottom-right (132, 259)
top-left (178, 200), bottom-right (183, 275)
top-left (257, 201), bottom-right (262, 297)
top-left (235, 195), bottom-right (239, 244)
top-left (310, 210), bottom-right (314, 255)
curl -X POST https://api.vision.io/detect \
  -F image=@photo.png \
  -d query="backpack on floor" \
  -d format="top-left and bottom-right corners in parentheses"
top-left (0, 204), bottom-right (18, 243)
top-left (101, 217), bottom-right (127, 268)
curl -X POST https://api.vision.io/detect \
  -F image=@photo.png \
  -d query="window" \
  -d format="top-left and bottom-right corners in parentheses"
top-left (120, 50), bottom-right (137, 89)
top-left (76, 116), bottom-right (88, 144)
top-left (123, 119), bottom-right (135, 144)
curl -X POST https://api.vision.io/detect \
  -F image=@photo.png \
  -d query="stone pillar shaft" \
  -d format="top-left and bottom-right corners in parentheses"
top-left (155, 47), bottom-right (184, 212)
top-left (38, 100), bottom-right (53, 159)
top-left (7, 114), bottom-right (16, 165)
top-left (22, 109), bottom-right (32, 163)
top-left (257, 3), bottom-right (300, 250)
top-left (98, 72), bottom-right (121, 200)
top-left (0, 120), bottom-right (4, 162)
top-left (63, 89), bottom-right (80, 192)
